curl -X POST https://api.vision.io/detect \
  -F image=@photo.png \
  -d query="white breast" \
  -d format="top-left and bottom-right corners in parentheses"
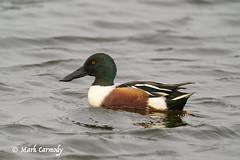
top-left (88, 85), bottom-right (116, 107)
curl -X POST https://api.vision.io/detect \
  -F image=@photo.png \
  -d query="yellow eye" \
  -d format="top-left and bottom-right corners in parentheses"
top-left (92, 61), bottom-right (96, 64)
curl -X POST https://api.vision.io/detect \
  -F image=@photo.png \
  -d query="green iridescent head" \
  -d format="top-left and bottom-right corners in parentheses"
top-left (60, 53), bottom-right (117, 86)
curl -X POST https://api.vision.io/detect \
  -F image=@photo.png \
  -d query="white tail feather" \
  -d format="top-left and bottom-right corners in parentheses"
top-left (172, 93), bottom-right (194, 101)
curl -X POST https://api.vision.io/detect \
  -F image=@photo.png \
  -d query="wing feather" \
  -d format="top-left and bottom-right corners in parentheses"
top-left (116, 81), bottom-right (194, 98)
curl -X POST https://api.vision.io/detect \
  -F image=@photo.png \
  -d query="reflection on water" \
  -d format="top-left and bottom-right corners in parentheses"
top-left (64, 108), bottom-right (190, 129)
top-left (100, 107), bottom-right (193, 128)
top-left (134, 111), bottom-right (188, 128)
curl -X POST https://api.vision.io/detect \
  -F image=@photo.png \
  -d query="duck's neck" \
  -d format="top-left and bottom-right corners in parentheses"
top-left (92, 71), bottom-right (116, 86)
top-left (93, 76), bottom-right (114, 86)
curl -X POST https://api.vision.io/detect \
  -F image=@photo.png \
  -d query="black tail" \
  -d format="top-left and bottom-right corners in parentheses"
top-left (166, 92), bottom-right (194, 110)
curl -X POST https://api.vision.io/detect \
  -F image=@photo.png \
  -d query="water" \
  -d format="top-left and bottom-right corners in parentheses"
top-left (1, 0), bottom-right (240, 159)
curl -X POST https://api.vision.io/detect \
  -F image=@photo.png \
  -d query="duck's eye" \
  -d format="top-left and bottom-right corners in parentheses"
top-left (91, 61), bottom-right (96, 65)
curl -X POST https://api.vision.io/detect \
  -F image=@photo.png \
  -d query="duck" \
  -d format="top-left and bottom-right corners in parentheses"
top-left (60, 53), bottom-right (194, 112)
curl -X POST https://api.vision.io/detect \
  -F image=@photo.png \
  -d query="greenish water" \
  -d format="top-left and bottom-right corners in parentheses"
top-left (1, 0), bottom-right (240, 159)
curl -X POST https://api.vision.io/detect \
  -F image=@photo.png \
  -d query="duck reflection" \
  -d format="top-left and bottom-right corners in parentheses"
top-left (67, 107), bottom-right (192, 130)
top-left (109, 107), bottom-right (189, 128)
top-left (134, 111), bottom-right (188, 128)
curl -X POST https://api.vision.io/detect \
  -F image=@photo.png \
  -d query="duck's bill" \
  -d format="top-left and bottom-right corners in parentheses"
top-left (59, 66), bottom-right (87, 82)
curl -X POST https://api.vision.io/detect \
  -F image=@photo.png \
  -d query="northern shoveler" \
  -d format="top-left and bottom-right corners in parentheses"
top-left (60, 53), bottom-right (194, 112)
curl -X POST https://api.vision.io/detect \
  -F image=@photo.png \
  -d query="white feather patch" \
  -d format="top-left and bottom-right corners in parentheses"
top-left (148, 97), bottom-right (167, 110)
top-left (135, 84), bottom-right (172, 92)
top-left (152, 92), bottom-right (169, 96)
top-left (88, 85), bottom-right (115, 107)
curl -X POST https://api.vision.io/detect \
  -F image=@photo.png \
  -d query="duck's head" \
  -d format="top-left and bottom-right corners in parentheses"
top-left (60, 53), bottom-right (117, 86)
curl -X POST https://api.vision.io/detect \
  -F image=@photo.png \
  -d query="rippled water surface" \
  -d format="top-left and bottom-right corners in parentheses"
top-left (1, 0), bottom-right (240, 159)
